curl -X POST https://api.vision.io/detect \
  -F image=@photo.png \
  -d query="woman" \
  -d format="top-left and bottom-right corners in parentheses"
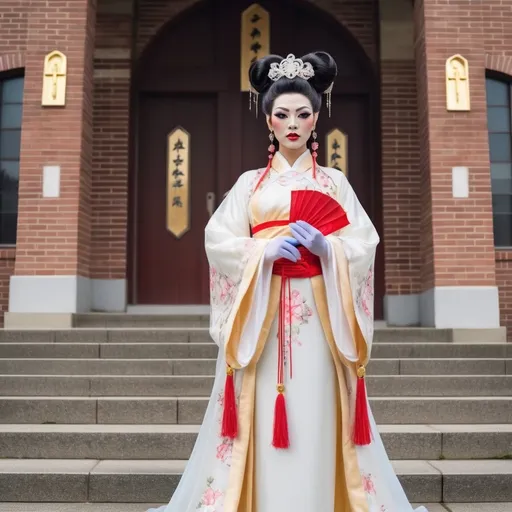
top-left (148, 52), bottom-right (428, 512)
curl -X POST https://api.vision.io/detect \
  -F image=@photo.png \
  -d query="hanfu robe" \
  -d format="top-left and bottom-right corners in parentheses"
top-left (147, 150), bottom-right (428, 512)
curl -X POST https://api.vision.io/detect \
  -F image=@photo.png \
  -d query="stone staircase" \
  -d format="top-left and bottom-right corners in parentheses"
top-left (0, 315), bottom-right (511, 510)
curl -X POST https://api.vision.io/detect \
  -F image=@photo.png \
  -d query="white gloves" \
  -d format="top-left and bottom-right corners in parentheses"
top-left (264, 236), bottom-right (301, 263)
top-left (289, 220), bottom-right (329, 258)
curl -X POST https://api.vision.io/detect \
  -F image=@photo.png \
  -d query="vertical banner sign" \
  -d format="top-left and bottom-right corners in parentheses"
top-left (167, 127), bottom-right (191, 238)
top-left (241, 4), bottom-right (270, 92)
top-left (326, 128), bottom-right (348, 177)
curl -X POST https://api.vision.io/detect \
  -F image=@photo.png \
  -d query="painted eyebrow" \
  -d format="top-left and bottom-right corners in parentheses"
top-left (273, 106), bottom-right (311, 112)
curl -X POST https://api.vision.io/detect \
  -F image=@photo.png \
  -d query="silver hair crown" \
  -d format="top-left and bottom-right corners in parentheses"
top-left (268, 54), bottom-right (315, 81)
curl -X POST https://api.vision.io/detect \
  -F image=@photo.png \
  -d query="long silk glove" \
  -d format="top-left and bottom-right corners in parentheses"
top-left (289, 220), bottom-right (328, 258)
top-left (264, 236), bottom-right (301, 263)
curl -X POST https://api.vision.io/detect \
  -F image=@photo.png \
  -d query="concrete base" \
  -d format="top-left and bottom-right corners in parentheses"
top-left (386, 287), bottom-right (501, 329)
top-left (92, 279), bottom-right (126, 312)
top-left (421, 286), bottom-right (500, 328)
top-left (5, 276), bottom-right (127, 327)
top-left (384, 294), bottom-right (420, 326)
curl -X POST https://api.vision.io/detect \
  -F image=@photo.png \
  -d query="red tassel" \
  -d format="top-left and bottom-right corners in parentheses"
top-left (353, 366), bottom-right (371, 446)
top-left (221, 366), bottom-right (238, 439)
top-left (272, 387), bottom-right (290, 449)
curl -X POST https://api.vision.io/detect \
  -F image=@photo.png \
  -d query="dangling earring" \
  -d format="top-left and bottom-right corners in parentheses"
top-left (311, 130), bottom-right (318, 180)
top-left (254, 130), bottom-right (275, 192)
top-left (268, 131), bottom-right (276, 157)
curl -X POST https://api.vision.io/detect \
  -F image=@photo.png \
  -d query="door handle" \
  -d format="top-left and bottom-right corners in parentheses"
top-left (206, 192), bottom-right (216, 218)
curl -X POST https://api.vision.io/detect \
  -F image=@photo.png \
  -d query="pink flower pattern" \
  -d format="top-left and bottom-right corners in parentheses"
top-left (196, 477), bottom-right (223, 511)
top-left (210, 267), bottom-right (236, 306)
top-left (216, 437), bottom-right (234, 467)
top-left (280, 289), bottom-right (313, 365)
top-left (362, 473), bottom-right (376, 495)
top-left (360, 266), bottom-right (374, 318)
top-left (316, 167), bottom-right (337, 198)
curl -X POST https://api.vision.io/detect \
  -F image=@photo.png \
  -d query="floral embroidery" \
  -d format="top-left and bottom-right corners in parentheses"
top-left (216, 437), bottom-right (234, 467)
top-left (360, 266), bottom-right (374, 318)
top-left (210, 268), bottom-right (237, 306)
top-left (316, 167), bottom-right (337, 198)
top-left (249, 167), bottom-right (268, 194)
top-left (361, 473), bottom-right (376, 495)
top-left (280, 289), bottom-right (313, 364)
top-left (196, 477), bottom-right (223, 511)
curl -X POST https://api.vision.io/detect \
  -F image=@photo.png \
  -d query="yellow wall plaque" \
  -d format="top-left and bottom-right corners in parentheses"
top-left (167, 127), bottom-right (191, 238)
top-left (241, 4), bottom-right (270, 92)
top-left (326, 129), bottom-right (348, 177)
top-left (42, 50), bottom-right (67, 107)
top-left (446, 54), bottom-right (470, 111)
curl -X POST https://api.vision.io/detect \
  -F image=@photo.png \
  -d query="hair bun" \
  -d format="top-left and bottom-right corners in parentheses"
top-left (248, 54), bottom-right (283, 94)
top-left (301, 51), bottom-right (337, 94)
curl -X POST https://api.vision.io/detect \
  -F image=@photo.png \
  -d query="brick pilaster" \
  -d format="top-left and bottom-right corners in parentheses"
top-left (15, 0), bottom-right (97, 278)
top-left (413, 0), bottom-right (499, 328)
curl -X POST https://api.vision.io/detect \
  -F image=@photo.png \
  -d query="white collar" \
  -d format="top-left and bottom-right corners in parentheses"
top-left (273, 149), bottom-right (312, 173)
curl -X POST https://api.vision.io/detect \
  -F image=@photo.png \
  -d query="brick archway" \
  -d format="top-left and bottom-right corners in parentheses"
top-left (0, 53), bottom-right (25, 73)
top-left (485, 54), bottom-right (512, 77)
top-left (137, 0), bottom-right (375, 63)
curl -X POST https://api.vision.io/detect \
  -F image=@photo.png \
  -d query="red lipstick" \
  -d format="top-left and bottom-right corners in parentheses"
top-left (287, 133), bottom-right (300, 141)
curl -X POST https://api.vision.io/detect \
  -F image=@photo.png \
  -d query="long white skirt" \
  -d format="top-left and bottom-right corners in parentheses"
top-left (147, 278), bottom-right (428, 512)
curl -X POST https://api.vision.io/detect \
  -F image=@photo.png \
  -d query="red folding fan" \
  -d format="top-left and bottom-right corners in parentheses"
top-left (289, 189), bottom-right (350, 235)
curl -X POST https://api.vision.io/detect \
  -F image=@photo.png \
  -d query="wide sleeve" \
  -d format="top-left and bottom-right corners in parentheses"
top-left (205, 172), bottom-right (272, 367)
top-left (320, 172), bottom-right (380, 366)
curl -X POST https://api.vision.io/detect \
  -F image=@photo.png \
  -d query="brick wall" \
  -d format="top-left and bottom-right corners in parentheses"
top-left (413, 0), bottom-right (496, 295)
top-left (91, 2), bottom-right (133, 280)
top-left (381, 60), bottom-right (421, 296)
top-left (0, 1), bottom-right (28, 56)
top-left (14, 0), bottom-right (97, 278)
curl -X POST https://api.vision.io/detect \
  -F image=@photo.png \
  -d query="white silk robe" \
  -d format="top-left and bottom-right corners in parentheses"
top-left (147, 150), bottom-right (428, 512)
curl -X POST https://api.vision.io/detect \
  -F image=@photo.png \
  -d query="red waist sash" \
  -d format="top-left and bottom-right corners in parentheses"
top-left (272, 245), bottom-right (322, 278)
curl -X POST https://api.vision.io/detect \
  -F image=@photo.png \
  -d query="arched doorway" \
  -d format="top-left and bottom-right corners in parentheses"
top-left (129, 0), bottom-right (383, 317)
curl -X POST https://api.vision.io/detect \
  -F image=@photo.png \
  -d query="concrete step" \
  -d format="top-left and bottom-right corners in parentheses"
top-left (1, 374), bottom-right (510, 397)
top-left (0, 505), bottom-right (478, 512)
top-left (0, 343), bottom-right (218, 359)
top-left (0, 327), bottom-right (507, 344)
top-left (1, 396), bottom-right (511, 424)
top-left (0, 329), bottom-right (213, 344)
top-left (1, 424), bottom-right (510, 460)
top-left (0, 459), bottom-right (511, 503)
top-left (1, 342), bottom-right (510, 359)
top-left (4, 505), bottom-right (512, 512)
top-left (73, 314), bottom-right (210, 328)
top-left (1, 358), bottom-right (510, 375)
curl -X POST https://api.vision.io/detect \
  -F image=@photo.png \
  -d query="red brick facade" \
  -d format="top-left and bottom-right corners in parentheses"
top-left (0, 0), bottom-right (511, 331)
top-left (381, 60), bottom-right (421, 296)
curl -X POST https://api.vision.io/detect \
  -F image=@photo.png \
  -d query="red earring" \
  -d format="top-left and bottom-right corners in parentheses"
top-left (311, 130), bottom-right (318, 180)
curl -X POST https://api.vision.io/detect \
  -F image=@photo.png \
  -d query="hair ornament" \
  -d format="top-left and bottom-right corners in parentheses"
top-left (268, 54), bottom-right (315, 82)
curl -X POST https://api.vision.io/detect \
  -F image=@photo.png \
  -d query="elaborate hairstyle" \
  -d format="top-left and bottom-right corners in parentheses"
top-left (248, 51), bottom-right (337, 115)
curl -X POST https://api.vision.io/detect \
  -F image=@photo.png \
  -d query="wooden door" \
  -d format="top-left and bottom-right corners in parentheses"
top-left (136, 95), bottom-right (216, 304)
top-left (132, 0), bottom-right (382, 316)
